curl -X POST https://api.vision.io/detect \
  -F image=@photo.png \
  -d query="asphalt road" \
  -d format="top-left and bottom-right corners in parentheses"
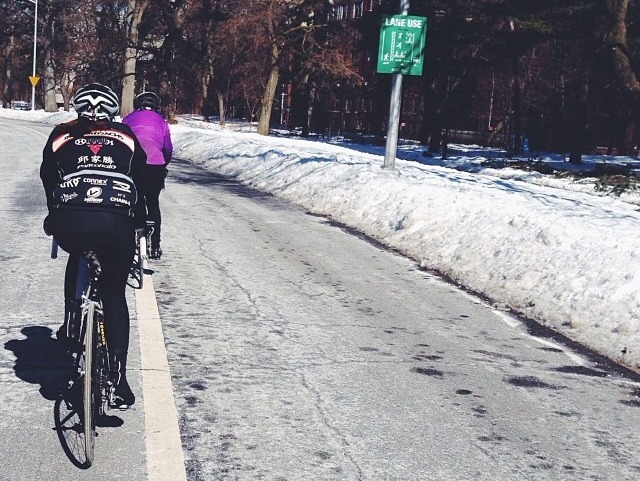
top-left (1, 117), bottom-right (640, 481)
top-left (0, 119), bottom-right (146, 480)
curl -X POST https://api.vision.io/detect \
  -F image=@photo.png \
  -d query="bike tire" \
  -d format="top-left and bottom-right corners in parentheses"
top-left (83, 302), bottom-right (97, 466)
top-left (138, 235), bottom-right (146, 289)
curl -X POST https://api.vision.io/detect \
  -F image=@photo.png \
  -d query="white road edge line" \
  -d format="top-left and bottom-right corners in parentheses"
top-left (136, 269), bottom-right (187, 481)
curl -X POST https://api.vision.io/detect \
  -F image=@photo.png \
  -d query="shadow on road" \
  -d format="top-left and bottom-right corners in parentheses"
top-left (4, 325), bottom-right (124, 469)
top-left (4, 325), bottom-right (74, 400)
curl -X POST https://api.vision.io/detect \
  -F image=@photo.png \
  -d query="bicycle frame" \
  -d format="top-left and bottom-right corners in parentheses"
top-left (128, 223), bottom-right (152, 289)
top-left (73, 253), bottom-right (113, 467)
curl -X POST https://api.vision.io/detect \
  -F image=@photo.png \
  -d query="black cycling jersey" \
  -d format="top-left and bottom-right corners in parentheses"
top-left (41, 118), bottom-right (148, 223)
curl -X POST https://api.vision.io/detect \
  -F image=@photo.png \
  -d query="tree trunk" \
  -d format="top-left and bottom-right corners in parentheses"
top-left (121, 0), bottom-right (150, 117)
top-left (60, 71), bottom-right (73, 111)
top-left (41, 13), bottom-right (57, 112)
top-left (604, 0), bottom-right (640, 141)
top-left (257, 44), bottom-right (280, 136)
top-left (300, 73), bottom-right (310, 137)
top-left (43, 43), bottom-right (57, 112)
top-left (428, 112), bottom-right (443, 153)
top-left (303, 83), bottom-right (316, 138)
top-left (568, 78), bottom-right (588, 165)
top-left (2, 36), bottom-right (15, 107)
top-left (257, 1), bottom-right (281, 137)
top-left (217, 91), bottom-right (226, 127)
top-left (197, 69), bottom-right (210, 118)
top-left (624, 117), bottom-right (636, 155)
top-left (159, 0), bottom-right (188, 123)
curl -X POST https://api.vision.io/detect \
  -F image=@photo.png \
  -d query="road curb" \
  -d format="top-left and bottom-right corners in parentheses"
top-left (136, 269), bottom-right (187, 481)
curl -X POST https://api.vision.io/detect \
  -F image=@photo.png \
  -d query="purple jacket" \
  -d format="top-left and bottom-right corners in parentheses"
top-left (122, 110), bottom-right (173, 166)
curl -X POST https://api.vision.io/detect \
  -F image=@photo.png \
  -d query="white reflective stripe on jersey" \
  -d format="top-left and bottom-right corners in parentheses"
top-left (52, 133), bottom-right (74, 152)
top-left (62, 169), bottom-right (134, 184)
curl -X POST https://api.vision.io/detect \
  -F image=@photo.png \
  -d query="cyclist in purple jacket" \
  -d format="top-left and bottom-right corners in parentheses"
top-left (122, 92), bottom-right (173, 259)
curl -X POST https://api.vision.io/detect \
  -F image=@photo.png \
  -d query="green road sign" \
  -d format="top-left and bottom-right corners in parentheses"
top-left (377, 14), bottom-right (427, 76)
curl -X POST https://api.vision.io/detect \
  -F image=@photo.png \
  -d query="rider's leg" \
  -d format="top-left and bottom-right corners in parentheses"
top-left (144, 166), bottom-right (166, 259)
top-left (145, 188), bottom-right (162, 256)
top-left (54, 255), bottom-right (82, 345)
top-left (48, 211), bottom-right (83, 346)
top-left (100, 218), bottom-right (136, 407)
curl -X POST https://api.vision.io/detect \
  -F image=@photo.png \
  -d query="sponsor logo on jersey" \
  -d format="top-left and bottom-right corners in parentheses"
top-left (60, 178), bottom-right (80, 189)
top-left (110, 196), bottom-right (132, 206)
top-left (75, 138), bottom-right (114, 146)
top-left (84, 164), bottom-right (117, 170)
top-left (83, 177), bottom-right (108, 186)
top-left (84, 186), bottom-right (103, 203)
top-left (60, 193), bottom-right (78, 202)
top-left (88, 130), bottom-right (136, 152)
top-left (113, 180), bottom-right (132, 193)
top-left (88, 144), bottom-right (103, 155)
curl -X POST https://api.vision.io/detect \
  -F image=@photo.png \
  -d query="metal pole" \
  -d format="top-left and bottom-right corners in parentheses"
top-left (383, 74), bottom-right (403, 170)
top-left (383, 0), bottom-right (410, 170)
top-left (30, 0), bottom-right (38, 111)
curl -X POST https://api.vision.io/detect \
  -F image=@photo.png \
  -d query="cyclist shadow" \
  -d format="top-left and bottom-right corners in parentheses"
top-left (4, 325), bottom-right (124, 469)
top-left (4, 326), bottom-right (73, 400)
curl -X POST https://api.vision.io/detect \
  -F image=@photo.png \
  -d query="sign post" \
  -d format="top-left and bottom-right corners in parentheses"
top-left (377, 1), bottom-right (427, 169)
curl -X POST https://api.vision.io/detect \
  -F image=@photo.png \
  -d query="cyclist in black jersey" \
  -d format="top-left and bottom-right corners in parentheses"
top-left (40, 83), bottom-right (148, 408)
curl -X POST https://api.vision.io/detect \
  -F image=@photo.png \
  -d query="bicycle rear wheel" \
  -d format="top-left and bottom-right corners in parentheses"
top-left (137, 235), bottom-right (146, 288)
top-left (82, 302), bottom-right (98, 466)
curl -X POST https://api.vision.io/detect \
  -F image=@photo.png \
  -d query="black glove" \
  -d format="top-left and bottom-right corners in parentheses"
top-left (43, 215), bottom-right (52, 236)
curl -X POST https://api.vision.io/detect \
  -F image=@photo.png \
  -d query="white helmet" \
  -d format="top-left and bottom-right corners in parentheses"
top-left (73, 83), bottom-right (120, 120)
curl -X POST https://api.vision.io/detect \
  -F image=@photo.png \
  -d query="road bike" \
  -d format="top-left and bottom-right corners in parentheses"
top-left (129, 227), bottom-right (148, 289)
top-left (128, 221), bottom-right (155, 289)
top-left (52, 241), bottom-right (116, 467)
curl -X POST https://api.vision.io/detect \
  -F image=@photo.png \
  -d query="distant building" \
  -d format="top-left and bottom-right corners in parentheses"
top-left (327, 0), bottom-right (381, 21)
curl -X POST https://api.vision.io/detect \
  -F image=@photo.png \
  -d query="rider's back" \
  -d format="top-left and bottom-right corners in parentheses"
top-left (122, 109), bottom-right (172, 166)
top-left (41, 117), bottom-right (147, 219)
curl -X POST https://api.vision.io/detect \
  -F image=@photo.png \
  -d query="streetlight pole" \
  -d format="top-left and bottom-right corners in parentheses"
top-left (28, 0), bottom-right (38, 111)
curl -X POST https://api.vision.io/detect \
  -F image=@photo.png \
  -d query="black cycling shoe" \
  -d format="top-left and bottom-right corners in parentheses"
top-left (149, 247), bottom-right (162, 260)
top-left (111, 378), bottom-right (135, 409)
top-left (110, 350), bottom-right (135, 409)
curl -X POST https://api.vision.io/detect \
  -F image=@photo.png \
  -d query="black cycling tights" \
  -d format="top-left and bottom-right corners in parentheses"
top-left (143, 165), bottom-right (167, 249)
top-left (52, 210), bottom-right (135, 354)
top-left (145, 184), bottom-right (162, 248)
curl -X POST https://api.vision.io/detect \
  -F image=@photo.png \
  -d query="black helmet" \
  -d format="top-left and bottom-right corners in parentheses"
top-left (134, 91), bottom-right (161, 111)
top-left (73, 83), bottom-right (119, 120)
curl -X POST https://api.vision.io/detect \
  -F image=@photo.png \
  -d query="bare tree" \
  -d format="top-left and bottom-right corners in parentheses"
top-left (604, 0), bottom-right (640, 97)
top-left (121, 0), bottom-right (150, 116)
top-left (0, 0), bottom-right (27, 107)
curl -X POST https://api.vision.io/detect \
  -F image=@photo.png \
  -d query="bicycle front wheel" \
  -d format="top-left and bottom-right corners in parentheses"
top-left (83, 302), bottom-right (98, 466)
